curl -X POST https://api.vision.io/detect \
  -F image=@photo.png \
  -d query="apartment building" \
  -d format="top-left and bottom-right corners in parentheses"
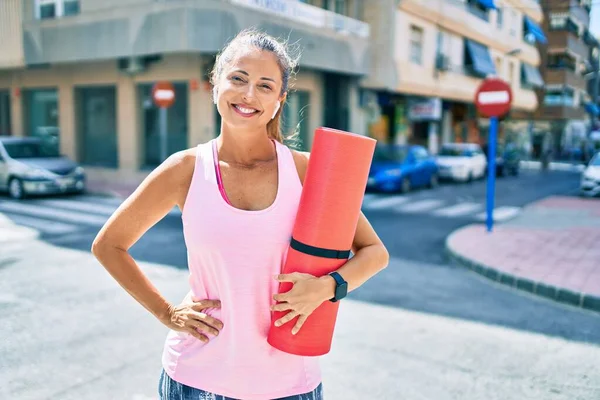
top-left (533, 0), bottom-right (597, 158)
top-left (0, 0), bottom-right (369, 183)
top-left (360, 0), bottom-right (545, 154)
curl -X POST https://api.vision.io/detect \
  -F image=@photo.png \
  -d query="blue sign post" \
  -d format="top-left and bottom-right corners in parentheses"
top-left (474, 77), bottom-right (513, 234)
top-left (486, 117), bottom-right (498, 232)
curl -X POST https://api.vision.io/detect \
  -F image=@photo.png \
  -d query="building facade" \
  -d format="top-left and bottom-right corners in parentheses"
top-left (534, 0), bottom-right (595, 159)
top-left (0, 0), bottom-right (370, 183)
top-left (360, 0), bottom-right (545, 155)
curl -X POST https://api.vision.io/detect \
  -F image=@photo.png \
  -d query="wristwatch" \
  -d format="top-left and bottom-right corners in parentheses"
top-left (328, 271), bottom-right (348, 302)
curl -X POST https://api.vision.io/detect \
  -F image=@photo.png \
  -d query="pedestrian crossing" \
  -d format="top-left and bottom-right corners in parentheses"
top-left (0, 195), bottom-right (181, 236)
top-left (0, 193), bottom-right (521, 238)
top-left (361, 194), bottom-right (521, 222)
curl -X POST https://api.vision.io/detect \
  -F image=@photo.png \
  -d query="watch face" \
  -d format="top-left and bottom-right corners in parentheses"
top-left (337, 282), bottom-right (348, 299)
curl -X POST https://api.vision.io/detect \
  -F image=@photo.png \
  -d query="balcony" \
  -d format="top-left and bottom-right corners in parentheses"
top-left (21, 0), bottom-right (370, 75)
top-left (546, 31), bottom-right (590, 59)
top-left (545, 69), bottom-right (587, 90)
top-left (539, 104), bottom-right (586, 120)
top-left (0, 0), bottom-right (25, 69)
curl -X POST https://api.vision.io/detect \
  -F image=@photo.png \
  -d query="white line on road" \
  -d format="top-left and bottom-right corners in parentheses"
top-left (396, 199), bottom-right (445, 213)
top-left (35, 199), bottom-right (118, 216)
top-left (475, 206), bottom-right (521, 222)
top-left (0, 201), bottom-right (109, 226)
top-left (4, 214), bottom-right (80, 234)
top-left (432, 202), bottom-right (482, 217)
top-left (362, 196), bottom-right (410, 210)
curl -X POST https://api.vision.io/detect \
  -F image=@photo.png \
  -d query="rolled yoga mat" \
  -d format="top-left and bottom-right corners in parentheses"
top-left (267, 127), bottom-right (377, 356)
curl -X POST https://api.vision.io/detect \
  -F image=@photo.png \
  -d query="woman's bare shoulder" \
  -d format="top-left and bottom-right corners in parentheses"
top-left (290, 149), bottom-right (310, 184)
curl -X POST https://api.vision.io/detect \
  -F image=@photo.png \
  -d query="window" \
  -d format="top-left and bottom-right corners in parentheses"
top-left (496, 8), bottom-right (503, 29)
top-left (510, 10), bottom-right (518, 36)
top-left (23, 88), bottom-right (60, 155)
top-left (508, 61), bottom-right (515, 86)
top-left (410, 25), bottom-right (424, 65)
top-left (466, 0), bottom-right (489, 21)
top-left (334, 0), bottom-right (347, 15)
top-left (543, 87), bottom-right (575, 107)
top-left (36, 0), bottom-right (79, 19)
top-left (547, 53), bottom-right (577, 72)
top-left (0, 90), bottom-right (11, 136)
top-left (549, 14), bottom-right (581, 36)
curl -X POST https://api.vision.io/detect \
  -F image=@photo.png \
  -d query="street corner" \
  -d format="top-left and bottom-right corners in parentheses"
top-left (444, 202), bottom-right (600, 315)
top-left (0, 212), bottom-right (40, 244)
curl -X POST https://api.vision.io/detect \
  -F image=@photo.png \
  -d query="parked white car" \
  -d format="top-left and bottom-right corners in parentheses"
top-left (436, 143), bottom-right (487, 182)
top-left (580, 151), bottom-right (600, 197)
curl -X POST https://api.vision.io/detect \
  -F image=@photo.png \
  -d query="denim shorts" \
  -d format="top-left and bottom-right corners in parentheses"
top-left (158, 369), bottom-right (324, 400)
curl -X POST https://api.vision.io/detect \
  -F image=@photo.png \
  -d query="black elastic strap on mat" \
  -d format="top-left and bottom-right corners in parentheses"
top-left (290, 237), bottom-right (351, 259)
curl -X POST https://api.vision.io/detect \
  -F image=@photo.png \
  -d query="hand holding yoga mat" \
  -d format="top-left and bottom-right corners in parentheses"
top-left (267, 127), bottom-right (377, 356)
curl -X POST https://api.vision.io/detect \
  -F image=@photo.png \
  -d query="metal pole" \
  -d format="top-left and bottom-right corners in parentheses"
top-left (159, 106), bottom-right (168, 162)
top-left (486, 116), bottom-right (498, 233)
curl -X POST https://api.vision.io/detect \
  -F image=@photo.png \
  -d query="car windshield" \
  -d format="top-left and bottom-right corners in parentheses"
top-left (439, 146), bottom-right (472, 157)
top-left (591, 155), bottom-right (600, 166)
top-left (3, 142), bottom-right (60, 159)
top-left (373, 145), bottom-right (408, 163)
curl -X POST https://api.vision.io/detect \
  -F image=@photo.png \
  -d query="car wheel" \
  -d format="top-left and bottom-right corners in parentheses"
top-left (8, 178), bottom-right (25, 200)
top-left (401, 177), bottom-right (411, 193)
top-left (429, 173), bottom-right (439, 189)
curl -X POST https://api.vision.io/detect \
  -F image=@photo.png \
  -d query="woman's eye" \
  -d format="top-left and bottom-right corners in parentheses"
top-left (261, 85), bottom-right (272, 91)
top-left (231, 76), bottom-right (244, 83)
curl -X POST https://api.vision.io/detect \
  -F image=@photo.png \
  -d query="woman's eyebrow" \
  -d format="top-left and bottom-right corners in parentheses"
top-left (232, 69), bottom-right (275, 83)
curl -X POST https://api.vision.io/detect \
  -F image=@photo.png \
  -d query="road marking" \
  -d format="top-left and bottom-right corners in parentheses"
top-left (35, 198), bottom-right (118, 216)
top-left (475, 206), bottom-right (521, 222)
top-left (0, 201), bottom-right (108, 226)
top-left (4, 214), bottom-right (79, 234)
top-left (432, 202), bottom-right (482, 217)
top-left (363, 196), bottom-right (410, 210)
top-left (396, 199), bottom-right (445, 213)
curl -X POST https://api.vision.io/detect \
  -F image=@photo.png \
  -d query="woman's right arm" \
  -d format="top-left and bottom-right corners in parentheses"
top-left (91, 151), bottom-right (192, 323)
top-left (91, 150), bottom-right (222, 341)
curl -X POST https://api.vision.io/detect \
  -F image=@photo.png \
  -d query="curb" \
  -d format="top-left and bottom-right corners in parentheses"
top-left (445, 227), bottom-right (600, 315)
top-left (0, 224), bottom-right (40, 244)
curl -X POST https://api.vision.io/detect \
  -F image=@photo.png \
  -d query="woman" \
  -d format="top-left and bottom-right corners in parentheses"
top-left (92, 29), bottom-right (389, 400)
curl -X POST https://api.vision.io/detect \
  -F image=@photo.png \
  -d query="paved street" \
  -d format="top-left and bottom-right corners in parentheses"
top-left (1, 169), bottom-right (600, 399)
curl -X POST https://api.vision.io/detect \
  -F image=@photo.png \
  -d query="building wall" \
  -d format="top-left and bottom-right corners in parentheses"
top-left (0, 0), bottom-right (25, 69)
top-left (0, 54), bottom-right (324, 181)
top-left (393, 6), bottom-right (538, 111)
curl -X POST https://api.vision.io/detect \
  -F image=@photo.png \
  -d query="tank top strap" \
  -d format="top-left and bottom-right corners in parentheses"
top-left (274, 140), bottom-right (303, 194)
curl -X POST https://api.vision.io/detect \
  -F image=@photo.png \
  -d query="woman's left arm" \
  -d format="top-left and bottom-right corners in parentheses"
top-left (272, 151), bottom-right (389, 334)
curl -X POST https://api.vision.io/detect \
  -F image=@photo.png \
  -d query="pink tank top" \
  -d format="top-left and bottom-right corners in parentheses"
top-left (161, 138), bottom-right (321, 399)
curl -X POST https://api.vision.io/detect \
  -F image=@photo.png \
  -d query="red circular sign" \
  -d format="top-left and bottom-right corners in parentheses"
top-left (152, 81), bottom-right (175, 108)
top-left (474, 78), bottom-right (513, 118)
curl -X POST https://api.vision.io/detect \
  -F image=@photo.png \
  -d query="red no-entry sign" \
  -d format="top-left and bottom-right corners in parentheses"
top-left (152, 81), bottom-right (175, 108)
top-left (474, 78), bottom-right (513, 118)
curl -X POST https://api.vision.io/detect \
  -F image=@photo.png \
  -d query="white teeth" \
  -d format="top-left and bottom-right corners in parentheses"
top-left (235, 105), bottom-right (257, 114)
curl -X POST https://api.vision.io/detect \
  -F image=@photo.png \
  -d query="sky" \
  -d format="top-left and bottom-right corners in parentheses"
top-left (592, 3), bottom-right (599, 37)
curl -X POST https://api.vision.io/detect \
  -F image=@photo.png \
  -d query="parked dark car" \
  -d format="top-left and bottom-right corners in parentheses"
top-left (367, 144), bottom-right (439, 193)
top-left (482, 142), bottom-right (521, 177)
top-left (0, 137), bottom-right (86, 199)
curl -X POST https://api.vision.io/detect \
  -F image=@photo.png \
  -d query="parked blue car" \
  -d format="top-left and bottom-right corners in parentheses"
top-left (367, 144), bottom-right (439, 193)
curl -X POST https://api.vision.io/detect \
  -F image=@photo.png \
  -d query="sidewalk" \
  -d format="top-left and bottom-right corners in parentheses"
top-left (0, 212), bottom-right (39, 244)
top-left (446, 196), bottom-right (600, 314)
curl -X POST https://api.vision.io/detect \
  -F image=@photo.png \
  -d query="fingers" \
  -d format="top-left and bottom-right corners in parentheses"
top-left (292, 315), bottom-right (308, 335)
top-left (188, 319), bottom-right (220, 337)
top-left (270, 302), bottom-right (293, 312)
top-left (189, 312), bottom-right (223, 332)
top-left (191, 299), bottom-right (221, 310)
top-left (274, 311), bottom-right (299, 328)
top-left (186, 327), bottom-right (209, 343)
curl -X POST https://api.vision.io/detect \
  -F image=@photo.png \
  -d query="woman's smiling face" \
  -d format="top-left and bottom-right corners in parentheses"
top-left (215, 47), bottom-right (285, 130)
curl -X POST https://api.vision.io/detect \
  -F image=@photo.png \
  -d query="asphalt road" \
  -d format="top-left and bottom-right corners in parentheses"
top-left (1, 168), bottom-right (599, 400)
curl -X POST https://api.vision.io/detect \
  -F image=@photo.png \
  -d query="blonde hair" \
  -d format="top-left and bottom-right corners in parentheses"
top-left (210, 29), bottom-right (301, 145)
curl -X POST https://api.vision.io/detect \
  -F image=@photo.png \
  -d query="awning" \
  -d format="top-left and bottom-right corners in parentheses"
top-left (521, 63), bottom-right (544, 88)
top-left (524, 17), bottom-right (547, 44)
top-left (585, 102), bottom-right (600, 116)
top-left (465, 39), bottom-right (496, 77)
top-left (476, 0), bottom-right (497, 10)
